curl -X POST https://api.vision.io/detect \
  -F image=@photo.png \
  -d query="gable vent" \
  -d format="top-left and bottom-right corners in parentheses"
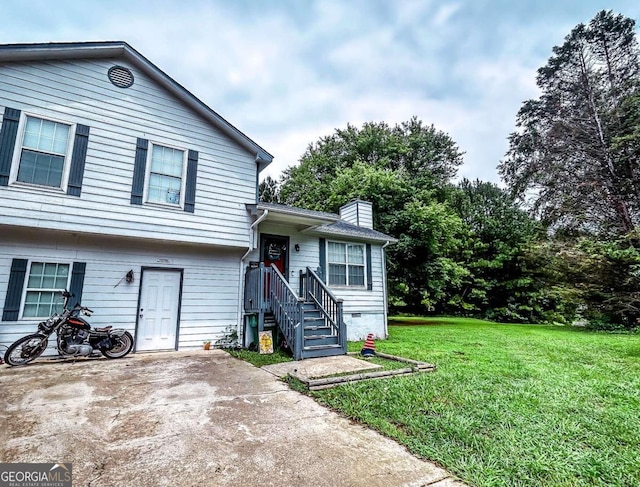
top-left (108, 65), bottom-right (134, 88)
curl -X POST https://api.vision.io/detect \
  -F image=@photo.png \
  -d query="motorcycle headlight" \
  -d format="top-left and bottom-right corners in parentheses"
top-left (38, 314), bottom-right (60, 332)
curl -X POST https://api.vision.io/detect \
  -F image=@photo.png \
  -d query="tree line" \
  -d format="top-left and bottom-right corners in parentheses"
top-left (261, 10), bottom-right (640, 330)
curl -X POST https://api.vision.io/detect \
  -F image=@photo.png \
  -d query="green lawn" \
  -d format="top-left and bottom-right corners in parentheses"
top-left (227, 348), bottom-right (293, 367)
top-left (313, 318), bottom-right (640, 487)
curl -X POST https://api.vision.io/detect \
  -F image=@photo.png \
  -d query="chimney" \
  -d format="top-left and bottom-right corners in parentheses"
top-left (339, 200), bottom-right (373, 229)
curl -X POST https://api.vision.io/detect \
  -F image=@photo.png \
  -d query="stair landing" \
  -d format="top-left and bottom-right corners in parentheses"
top-left (261, 355), bottom-right (382, 378)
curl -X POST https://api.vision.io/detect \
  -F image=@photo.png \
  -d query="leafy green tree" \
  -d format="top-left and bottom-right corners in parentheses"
top-left (392, 199), bottom-right (468, 313)
top-left (275, 118), bottom-right (580, 322)
top-left (279, 117), bottom-right (463, 211)
top-left (512, 240), bottom-right (583, 324)
top-left (448, 179), bottom-right (546, 320)
top-left (258, 176), bottom-right (280, 203)
top-left (325, 162), bottom-right (409, 231)
top-left (277, 119), bottom-right (466, 314)
top-left (499, 10), bottom-right (640, 328)
top-left (499, 10), bottom-right (640, 236)
top-left (548, 234), bottom-right (640, 329)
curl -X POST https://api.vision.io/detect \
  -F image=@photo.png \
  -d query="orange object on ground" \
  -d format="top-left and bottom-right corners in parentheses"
top-left (361, 333), bottom-right (376, 357)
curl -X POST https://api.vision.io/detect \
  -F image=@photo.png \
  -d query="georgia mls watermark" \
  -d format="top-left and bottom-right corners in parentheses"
top-left (0, 463), bottom-right (72, 487)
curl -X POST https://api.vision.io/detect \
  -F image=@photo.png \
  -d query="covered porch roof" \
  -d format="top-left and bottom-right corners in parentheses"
top-left (247, 202), bottom-right (340, 227)
top-left (304, 221), bottom-right (398, 244)
top-left (246, 202), bottom-right (397, 244)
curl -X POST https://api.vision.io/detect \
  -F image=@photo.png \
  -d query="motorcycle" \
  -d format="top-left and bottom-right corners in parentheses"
top-left (3, 290), bottom-right (133, 366)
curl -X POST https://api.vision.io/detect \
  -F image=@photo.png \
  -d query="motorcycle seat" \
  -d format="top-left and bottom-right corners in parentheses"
top-left (94, 326), bottom-right (112, 332)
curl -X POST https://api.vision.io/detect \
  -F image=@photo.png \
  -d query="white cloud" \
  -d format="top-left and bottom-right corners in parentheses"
top-left (1, 0), bottom-right (639, 187)
top-left (433, 3), bottom-right (462, 26)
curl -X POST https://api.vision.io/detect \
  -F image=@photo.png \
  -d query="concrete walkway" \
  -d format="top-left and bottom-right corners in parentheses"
top-left (1, 350), bottom-right (467, 486)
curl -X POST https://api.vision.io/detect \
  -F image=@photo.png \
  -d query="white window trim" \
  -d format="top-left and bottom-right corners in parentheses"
top-left (8, 111), bottom-right (76, 193)
top-left (143, 141), bottom-right (188, 209)
top-left (326, 240), bottom-right (367, 288)
top-left (19, 260), bottom-right (73, 320)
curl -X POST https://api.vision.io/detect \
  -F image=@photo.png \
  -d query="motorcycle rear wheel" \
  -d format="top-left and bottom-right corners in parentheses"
top-left (4, 334), bottom-right (49, 366)
top-left (101, 331), bottom-right (133, 359)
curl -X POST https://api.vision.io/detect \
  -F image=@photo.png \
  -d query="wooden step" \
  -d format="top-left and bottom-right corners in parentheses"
top-left (301, 345), bottom-right (346, 359)
top-left (303, 324), bottom-right (332, 331)
top-left (302, 311), bottom-right (324, 318)
top-left (304, 335), bottom-right (339, 346)
top-left (303, 316), bottom-right (326, 323)
top-left (303, 325), bottom-right (332, 337)
top-left (303, 343), bottom-right (342, 351)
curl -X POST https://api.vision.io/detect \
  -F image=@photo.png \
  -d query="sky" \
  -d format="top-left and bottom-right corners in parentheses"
top-left (1, 0), bottom-right (639, 184)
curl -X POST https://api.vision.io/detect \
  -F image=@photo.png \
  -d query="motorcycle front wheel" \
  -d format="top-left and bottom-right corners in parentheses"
top-left (101, 331), bottom-right (133, 359)
top-left (4, 334), bottom-right (49, 366)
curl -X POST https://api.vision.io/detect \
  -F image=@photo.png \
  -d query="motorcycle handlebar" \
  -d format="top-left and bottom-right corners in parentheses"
top-left (72, 304), bottom-right (93, 314)
top-left (63, 291), bottom-right (92, 314)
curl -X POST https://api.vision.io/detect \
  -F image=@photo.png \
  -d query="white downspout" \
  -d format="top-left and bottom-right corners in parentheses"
top-left (381, 241), bottom-right (391, 338)
top-left (237, 210), bottom-right (269, 345)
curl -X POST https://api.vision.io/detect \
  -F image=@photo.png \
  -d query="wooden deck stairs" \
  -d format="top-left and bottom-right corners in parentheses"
top-left (244, 264), bottom-right (346, 360)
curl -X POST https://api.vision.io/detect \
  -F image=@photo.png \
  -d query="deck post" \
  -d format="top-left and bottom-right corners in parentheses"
top-left (337, 299), bottom-right (346, 351)
top-left (258, 263), bottom-right (265, 332)
top-left (299, 269), bottom-right (304, 298)
top-left (295, 300), bottom-right (304, 360)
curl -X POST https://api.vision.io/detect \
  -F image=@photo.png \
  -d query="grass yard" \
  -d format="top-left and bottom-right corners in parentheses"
top-left (313, 318), bottom-right (640, 487)
top-left (226, 348), bottom-right (293, 367)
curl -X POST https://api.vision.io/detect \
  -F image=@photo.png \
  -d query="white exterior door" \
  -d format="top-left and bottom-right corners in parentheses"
top-left (136, 269), bottom-right (181, 351)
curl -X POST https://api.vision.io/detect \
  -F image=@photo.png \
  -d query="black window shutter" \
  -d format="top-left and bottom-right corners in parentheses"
top-left (130, 138), bottom-right (148, 205)
top-left (366, 244), bottom-right (373, 290)
top-left (66, 124), bottom-right (90, 196)
top-left (2, 258), bottom-right (28, 321)
top-left (319, 238), bottom-right (326, 282)
top-left (0, 107), bottom-right (21, 187)
top-left (184, 149), bottom-right (198, 213)
top-left (68, 262), bottom-right (86, 306)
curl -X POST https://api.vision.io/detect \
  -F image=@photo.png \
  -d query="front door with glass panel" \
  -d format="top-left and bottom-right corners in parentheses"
top-left (261, 234), bottom-right (289, 277)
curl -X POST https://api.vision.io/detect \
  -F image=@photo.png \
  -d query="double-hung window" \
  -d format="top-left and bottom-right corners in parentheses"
top-left (146, 143), bottom-right (186, 206)
top-left (22, 262), bottom-right (70, 318)
top-left (130, 137), bottom-right (196, 211)
top-left (16, 116), bottom-right (71, 188)
top-left (327, 241), bottom-right (366, 287)
top-left (1, 107), bottom-right (90, 195)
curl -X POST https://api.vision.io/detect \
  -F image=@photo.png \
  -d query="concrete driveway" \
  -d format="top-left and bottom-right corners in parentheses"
top-left (1, 350), bottom-right (466, 487)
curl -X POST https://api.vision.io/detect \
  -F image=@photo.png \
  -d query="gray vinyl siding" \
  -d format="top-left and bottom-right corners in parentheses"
top-left (0, 58), bottom-right (257, 247)
top-left (339, 201), bottom-right (374, 229)
top-left (339, 205), bottom-right (359, 226)
top-left (0, 229), bottom-right (243, 353)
